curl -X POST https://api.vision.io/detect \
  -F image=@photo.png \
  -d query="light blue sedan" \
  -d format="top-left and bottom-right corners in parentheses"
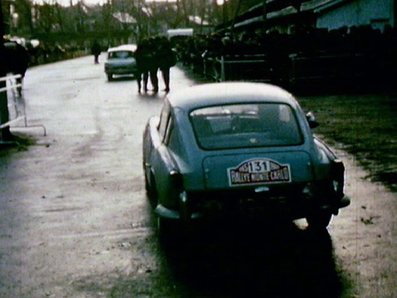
top-left (104, 44), bottom-right (137, 81)
top-left (142, 82), bottom-right (349, 237)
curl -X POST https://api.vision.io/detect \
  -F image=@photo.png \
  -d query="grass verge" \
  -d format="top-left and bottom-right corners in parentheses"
top-left (298, 92), bottom-right (397, 192)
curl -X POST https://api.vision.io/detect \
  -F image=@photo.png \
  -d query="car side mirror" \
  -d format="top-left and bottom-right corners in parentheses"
top-left (306, 112), bottom-right (319, 129)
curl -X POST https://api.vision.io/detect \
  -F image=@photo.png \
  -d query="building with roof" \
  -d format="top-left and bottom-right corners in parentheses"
top-left (310, 0), bottom-right (396, 32)
top-left (220, 0), bottom-right (396, 33)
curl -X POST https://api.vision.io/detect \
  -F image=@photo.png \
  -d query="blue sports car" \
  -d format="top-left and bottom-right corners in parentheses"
top-left (142, 82), bottom-right (350, 237)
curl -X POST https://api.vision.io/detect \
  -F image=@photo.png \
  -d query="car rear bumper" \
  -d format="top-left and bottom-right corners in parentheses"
top-left (154, 192), bottom-right (350, 221)
top-left (155, 204), bottom-right (202, 220)
top-left (105, 67), bottom-right (137, 75)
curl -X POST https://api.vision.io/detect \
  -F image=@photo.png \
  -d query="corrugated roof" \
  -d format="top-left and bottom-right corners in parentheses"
top-left (301, 0), bottom-right (335, 11)
top-left (302, 0), bottom-right (352, 13)
top-left (112, 12), bottom-right (137, 24)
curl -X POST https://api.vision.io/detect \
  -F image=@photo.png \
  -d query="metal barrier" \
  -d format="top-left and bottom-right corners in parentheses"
top-left (203, 54), bottom-right (272, 82)
top-left (0, 74), bottom-right (46, 141)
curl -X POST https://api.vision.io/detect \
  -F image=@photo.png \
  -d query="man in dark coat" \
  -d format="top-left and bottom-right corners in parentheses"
top-left (146, 37), bottom-right (159, 93)
top-left (91, 40), bottom-right (101, 64)
top-left (135, 39), bottom-right (150, 93)
top-left (157, 37), bottom-right (176, 92)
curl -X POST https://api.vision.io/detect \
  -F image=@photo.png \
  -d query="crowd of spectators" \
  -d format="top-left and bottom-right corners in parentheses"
top-left (174, 25), bottom-right (397, 88)
top-left (27, 42), bottom-right (90, 66)
top-left (8, 24), bottom-right (397, 90)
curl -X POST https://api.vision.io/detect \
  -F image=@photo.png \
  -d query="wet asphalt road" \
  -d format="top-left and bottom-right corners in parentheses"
top-left (0, 55), bottom-right (396, 297)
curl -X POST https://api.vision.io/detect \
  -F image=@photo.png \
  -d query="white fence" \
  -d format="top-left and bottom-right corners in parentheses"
top-left (0, 74), bottom-right (46, 141)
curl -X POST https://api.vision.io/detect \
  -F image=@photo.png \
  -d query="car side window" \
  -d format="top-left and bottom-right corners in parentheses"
top-left (164, 116), bottom-right (173, 145)
top-left (158, 102), bottom-right (171, 141)
top-left (167, 117), bottom-right (184, 157)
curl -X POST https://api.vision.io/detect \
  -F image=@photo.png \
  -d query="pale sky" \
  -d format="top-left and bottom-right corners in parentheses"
top-left (33, 0), bottom-right (107, 6)
top-left (33, 0), bottom-right (178, 6)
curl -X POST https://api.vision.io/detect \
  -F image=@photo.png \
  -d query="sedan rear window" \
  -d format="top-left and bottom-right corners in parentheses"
top-left (108, 51), bottom-right (134, 59)
top-left (190, 103), bottom-right (303, 150)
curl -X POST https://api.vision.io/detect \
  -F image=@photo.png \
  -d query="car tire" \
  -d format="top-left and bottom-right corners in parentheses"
top-left (107, 74), bottom-right (113, 81)
top-left (306, 211), bottom-right (332, 229)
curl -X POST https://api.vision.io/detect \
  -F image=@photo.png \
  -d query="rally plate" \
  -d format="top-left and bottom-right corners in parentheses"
top-left (228, 158), bottom-right (291, 186)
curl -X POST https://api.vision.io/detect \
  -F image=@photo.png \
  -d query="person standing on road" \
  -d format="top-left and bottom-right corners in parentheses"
top-left (157, 37), bottom-right (177, 93)
top-left (145, 37), bottom-right (159, 93)
top-left (135, 39), bottom-right (150, 93)
top-left (91, 40), bottom-right (101, 64)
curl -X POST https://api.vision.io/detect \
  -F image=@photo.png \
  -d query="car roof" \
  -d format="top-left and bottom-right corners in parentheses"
top-left (167, 82), bottom-right (299, 111)
top-left (107, 44), bottom-right (137, 53)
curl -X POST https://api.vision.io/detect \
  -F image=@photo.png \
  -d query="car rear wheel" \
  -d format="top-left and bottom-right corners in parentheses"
top-left (107, 74), bottom-right (113, 81)
top-left (306, 211), bottom-right (332, 229)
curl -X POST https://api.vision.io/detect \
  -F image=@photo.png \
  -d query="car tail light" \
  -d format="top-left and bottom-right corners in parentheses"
top-left (170, 170), bottom-right (190, 221)
top-left (169, 170), bottom-right (183, 190)
top-left (331, 160), bottom-right (344, 199)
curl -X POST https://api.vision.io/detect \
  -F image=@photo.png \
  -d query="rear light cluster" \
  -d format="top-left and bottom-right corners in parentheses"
top-left (169, 170), bottom-right (183, 190)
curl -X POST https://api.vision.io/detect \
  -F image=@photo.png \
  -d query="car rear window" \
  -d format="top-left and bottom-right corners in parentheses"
top-left (108, 51), bottom-right (134, 59)
top-left (190, 103), bottom-right (303, 150)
